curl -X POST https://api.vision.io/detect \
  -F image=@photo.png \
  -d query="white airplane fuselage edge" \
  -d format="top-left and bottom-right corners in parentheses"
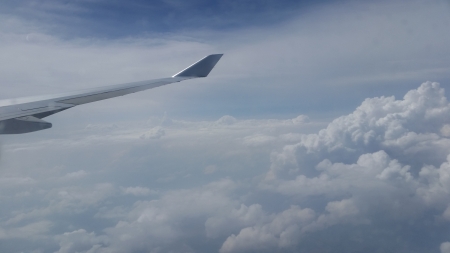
top-left (0, 54), bottom-right (223, 134)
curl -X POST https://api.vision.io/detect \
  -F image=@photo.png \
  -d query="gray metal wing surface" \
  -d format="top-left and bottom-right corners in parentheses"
top-left (0, 54), bottom-right (223, 134)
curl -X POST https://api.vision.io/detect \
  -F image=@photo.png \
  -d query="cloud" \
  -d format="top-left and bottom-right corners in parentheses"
top-left (4, 183), bottom-right (116, 226)
top-left (442, 242), bottom-right (450, 253)
top-left (1, 0), bottom-right (450, 125)
top-left (242, 134), bottom-right (276, 147)
top-left (204, 165), bottom-right (218, 174)
top-left (0, 221), bottom-right (52, 240)
top-left (0, 177), bottom-right (35, 188)
top-left (215, 115), bottom-right (238, 125)
top-left (219, 205), bottom-right (315, 253)
top-left (60, 170), bottom-right (89, 180)
top-left (2, 0), bottom-right (450, 252)
top-left (2, 81), bottom-right (450, 252)
top-left (121, 186), bottom-right (155, 196)
top-left (99, 178), bottom-right (238, 252)
top-left (265, 82), bottom-right (450, 182)
top-left (55, 229), bottom-right (109, 253)
top-left (254, 82), bottom-right (450, 251)
top-left (213, 81), bottom-right (450, 252)
top-left (139, 127), bottom-right (165, 140)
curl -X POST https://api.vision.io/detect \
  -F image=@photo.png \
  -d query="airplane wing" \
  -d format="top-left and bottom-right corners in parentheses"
top-left (0, 54), bottom-right (223, 134)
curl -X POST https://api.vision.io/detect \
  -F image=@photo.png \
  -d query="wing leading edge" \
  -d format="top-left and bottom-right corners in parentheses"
top-left (0, 54), bottom-right (223, 134)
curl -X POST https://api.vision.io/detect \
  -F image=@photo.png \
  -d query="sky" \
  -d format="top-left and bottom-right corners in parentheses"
top-left (1, 0), bottom-right (450, 252)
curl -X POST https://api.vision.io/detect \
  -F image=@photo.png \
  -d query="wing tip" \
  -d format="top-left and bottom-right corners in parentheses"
top-left (172, 54), bottom-right (223, 78)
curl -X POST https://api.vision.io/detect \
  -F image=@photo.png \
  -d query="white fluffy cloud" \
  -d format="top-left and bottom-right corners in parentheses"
top-left (55, 229), bottom-right (109, 253)
top-left (2, 1), bottom-right (450, 252)
top-left (1, 81), bottom-right (448, 252)
top-left (219, 205), bottom-right (315, 253)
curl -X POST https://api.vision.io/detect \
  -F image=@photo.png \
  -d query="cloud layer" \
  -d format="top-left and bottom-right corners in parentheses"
top-left (2, 1), bottom-right (450, 252)
top-left (1, 82), bottom-right (450, 252)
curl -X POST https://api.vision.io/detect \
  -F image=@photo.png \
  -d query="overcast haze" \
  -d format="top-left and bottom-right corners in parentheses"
top-left (2, 0), bottom-right (450, 252)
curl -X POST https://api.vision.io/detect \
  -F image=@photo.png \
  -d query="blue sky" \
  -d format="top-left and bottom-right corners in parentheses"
top-left (1, 0), bottom-right (450, 122)
top-left (0, 0), bottom-right (332, 38)
top-left (2, 1), bottom-right (450, 253)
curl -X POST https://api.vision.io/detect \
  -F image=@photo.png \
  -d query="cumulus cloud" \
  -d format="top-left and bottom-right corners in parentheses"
top-left (2, 82), bottom-right (450, 252)
top-left (98, 179), bottom-right (239, 252)
top-left (4, 76), bottom-right (450, 252)
top-left (266, 82), bottom-right (450, 181)
top-left (55, 229), bottom-right (109, 253)
top-left (2, 1), bottom-right (450, 252)
top-left (139, 127), bottom-right (165, 140)
top-left (0, 221), bottom-right (52, 240)
top-left (442, 242), bottom-right (450, 253)
top-left (219, 205), bottom-right (315, 253)
top-left (254, 82), bottom-right (450, 251)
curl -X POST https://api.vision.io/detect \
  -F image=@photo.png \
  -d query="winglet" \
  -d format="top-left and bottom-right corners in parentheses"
top-left (172, 54), bottom-right (223, 78)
